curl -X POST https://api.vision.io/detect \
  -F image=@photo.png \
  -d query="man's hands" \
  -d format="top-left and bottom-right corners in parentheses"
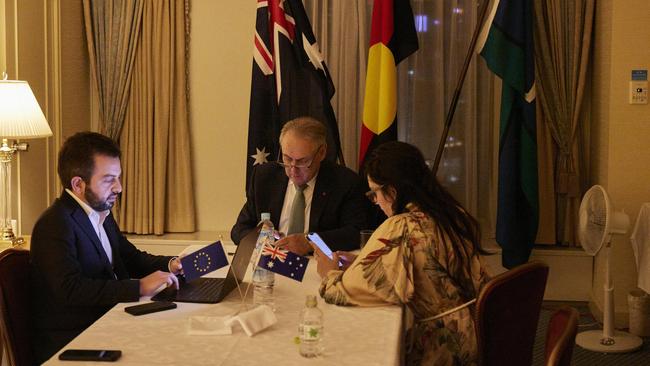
top-left (168, 256), bottom-right (183, 275)
top-left (139, 271), bottom-right (179, 296)
top-left (275, 233), bottom-right (311, 256)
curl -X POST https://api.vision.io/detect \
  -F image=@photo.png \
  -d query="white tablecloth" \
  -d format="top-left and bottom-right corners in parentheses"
top-left (631, 203), bottom-right (650, 294)
top-left (45, 251), bottom-right (403, 365)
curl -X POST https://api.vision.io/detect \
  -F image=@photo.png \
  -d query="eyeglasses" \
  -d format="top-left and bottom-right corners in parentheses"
top-left (365, 185), bottom-right (385, 203)
top-left (276, 145), bottom-right (323, 170)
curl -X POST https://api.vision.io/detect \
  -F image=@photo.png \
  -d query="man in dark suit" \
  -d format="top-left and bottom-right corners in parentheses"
top-left (30, 132), bottom-right (182, 364)
top-left (231, 117), bottom-right (369, 254)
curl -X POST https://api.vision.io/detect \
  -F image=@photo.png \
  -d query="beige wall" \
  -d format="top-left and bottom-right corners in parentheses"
top-left (3, 0), bottom-right (256, 235)
top-left (591, 0), bottom-right (650, 324)
top-left (189, 0), bottom-right (256, 232)
top-left (4, 0), bottom-right (51, 235)
top-left (1, 0), bottom-right (89, 235)
top-left (0, 0), bottom-right (5, 74)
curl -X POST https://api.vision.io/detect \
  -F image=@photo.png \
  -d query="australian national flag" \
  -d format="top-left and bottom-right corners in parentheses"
top-left (246, 0), bottom-right (343, 186)
top-left (181, 241), bottom-right (229, 282)
top-left (257, 243), bottom-right (308, 282)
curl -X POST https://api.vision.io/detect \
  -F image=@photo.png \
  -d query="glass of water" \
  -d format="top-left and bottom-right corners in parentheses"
top-left (359, 230), bottom-right (374, 249)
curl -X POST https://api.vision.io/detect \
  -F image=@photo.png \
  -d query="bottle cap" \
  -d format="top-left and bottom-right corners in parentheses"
top-left (261, 212), bottom-right (271, 221)
top-left (305, 295), bottom-right (317, 308)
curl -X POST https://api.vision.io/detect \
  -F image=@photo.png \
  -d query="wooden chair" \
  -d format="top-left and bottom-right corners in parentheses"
top-left (0, 248), bottom-right (32, 366)
top-left (545, 306), bottom-right (579, 366)
top-left (475, 261), bottom-right (549, 366)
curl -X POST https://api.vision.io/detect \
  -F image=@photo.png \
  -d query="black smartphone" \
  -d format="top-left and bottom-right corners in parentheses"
top-left (59, 349), bottom-right (121, 362)
top-left (124, 301), bottom-right (177, 316)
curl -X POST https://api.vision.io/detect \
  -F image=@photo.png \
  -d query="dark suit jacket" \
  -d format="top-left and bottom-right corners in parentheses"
top-left (30, 191), bottom-right (172, 364)
top-left (231, 161), bottom-right (369, 251)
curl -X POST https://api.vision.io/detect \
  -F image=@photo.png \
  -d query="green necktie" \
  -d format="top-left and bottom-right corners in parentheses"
top-left (287, 184), bottom-right (307, 235)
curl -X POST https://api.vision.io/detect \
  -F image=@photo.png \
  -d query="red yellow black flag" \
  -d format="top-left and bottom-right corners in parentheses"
top-left (359, 0), bottom-right (418, 169)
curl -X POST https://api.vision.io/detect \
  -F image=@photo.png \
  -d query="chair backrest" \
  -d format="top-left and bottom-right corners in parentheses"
top-left (475, 261), bottom-right (549, 366)
top-left (545, 306), bottom-right (579, 366)
top-left (0, 248), bottom-right (32, 366)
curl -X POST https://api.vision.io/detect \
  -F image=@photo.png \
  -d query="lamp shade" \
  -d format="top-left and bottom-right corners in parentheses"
top-left (0, 80), bottom-right (52, 138)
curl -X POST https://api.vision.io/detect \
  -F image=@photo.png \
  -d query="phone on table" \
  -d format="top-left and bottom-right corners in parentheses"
top-left (124, 301), bottom-right (177, 316)
top-left (58, 349), bottom-right (122, 362)
top-left (307, 232), bottom-right (343, 266)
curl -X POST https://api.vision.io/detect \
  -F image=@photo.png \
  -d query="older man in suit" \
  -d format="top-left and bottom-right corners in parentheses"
top-left (30, 132), bottom-right (182, 364)
top-left (231, 116), bottom-right (369, 255)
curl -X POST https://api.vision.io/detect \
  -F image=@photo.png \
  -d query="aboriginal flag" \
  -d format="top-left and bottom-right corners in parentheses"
top-left (358, 0), bottom-right (418, 169)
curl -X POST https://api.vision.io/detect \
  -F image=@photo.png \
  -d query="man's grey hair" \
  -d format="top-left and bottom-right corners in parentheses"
top-left (279, 116), bottom-right (327, 146)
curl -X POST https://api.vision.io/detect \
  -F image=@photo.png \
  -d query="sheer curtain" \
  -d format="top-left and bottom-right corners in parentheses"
top-left (398, 1), bottom-right (494, 224)
top-left (304, 0), bottom-right (369, 169)
top-left (306, 0), bottom-right (496, 234)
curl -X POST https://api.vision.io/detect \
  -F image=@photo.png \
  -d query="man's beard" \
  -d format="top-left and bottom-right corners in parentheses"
top-left (84, 189), bottom-right (116, 211)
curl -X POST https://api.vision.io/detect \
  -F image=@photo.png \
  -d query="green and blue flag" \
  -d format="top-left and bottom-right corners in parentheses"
top-left (478, 0), bottom-right (538, 268)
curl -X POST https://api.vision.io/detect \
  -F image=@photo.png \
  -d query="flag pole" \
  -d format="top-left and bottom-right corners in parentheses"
top-left (431, 0), bottom-right (491, 174)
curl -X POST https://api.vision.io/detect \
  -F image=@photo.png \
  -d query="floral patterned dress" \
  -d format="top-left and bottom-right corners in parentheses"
top-left (319, 207), bottom-right (490, 366)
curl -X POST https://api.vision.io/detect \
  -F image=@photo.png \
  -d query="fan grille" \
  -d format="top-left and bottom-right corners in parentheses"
top-left (579, 185), bottom-right (608, 254)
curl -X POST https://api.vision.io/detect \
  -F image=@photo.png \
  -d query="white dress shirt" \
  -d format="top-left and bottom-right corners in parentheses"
top-left (278, 174), bottom-right (317, 235)
top-left (66, 188), bottom-right (113, 264)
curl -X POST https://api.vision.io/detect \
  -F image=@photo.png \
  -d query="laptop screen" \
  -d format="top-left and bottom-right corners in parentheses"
top-left (220, 227), bottom-right (259, 297)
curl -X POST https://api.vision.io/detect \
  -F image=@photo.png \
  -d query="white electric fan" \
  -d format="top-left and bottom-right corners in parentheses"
top-left (575, 185), bottom-right (643, 352)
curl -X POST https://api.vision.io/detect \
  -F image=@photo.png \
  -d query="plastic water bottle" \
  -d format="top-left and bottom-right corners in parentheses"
top-left (299, 295), bottom-right (323, 358)
top-left (252, 212), bottom-right (275, 309)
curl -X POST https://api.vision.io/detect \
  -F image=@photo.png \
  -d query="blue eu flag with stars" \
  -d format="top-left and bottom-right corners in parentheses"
top-left (257, 243), bottom-right (308, 282)
top-left (181, 241), bottom-right (229, 282)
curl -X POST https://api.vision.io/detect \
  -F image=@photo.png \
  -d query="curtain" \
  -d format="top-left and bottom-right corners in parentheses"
top-left (83, 0), bottom-right (144, 140)
top-left (305, 0), bottom-right (495, 233)
top-left (304, 0), bottom-right (369, 170)
top-left (117, 0), bottom-right (195, 234)
top-left (534, 0), bottom-right (595, 245)
top-left (397, 1), bottom-right (495, 230)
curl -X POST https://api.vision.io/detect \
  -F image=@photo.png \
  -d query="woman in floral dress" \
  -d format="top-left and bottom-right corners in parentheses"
top-left (313, 141), bottom-right (491, 366)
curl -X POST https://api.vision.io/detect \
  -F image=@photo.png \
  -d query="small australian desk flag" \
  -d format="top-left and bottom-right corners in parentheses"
top-left (181, 241), bottom-right (229, 282)
top-left (257, 243), bottom-right (308, 282)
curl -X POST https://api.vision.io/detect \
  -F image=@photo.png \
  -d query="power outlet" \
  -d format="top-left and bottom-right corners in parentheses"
top-left (629, 81), bottom-right (648, 104)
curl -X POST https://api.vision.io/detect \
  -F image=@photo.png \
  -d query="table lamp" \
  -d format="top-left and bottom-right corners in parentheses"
top-left (0, 77), bottom-right (52, 246)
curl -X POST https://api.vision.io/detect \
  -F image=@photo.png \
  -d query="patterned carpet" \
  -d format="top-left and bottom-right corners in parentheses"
top-left (532, 302), bottom-right (650, 366)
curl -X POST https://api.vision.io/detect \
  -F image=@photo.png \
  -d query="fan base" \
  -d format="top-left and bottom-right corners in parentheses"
top-left (576, 330), bottom-right (643, 353)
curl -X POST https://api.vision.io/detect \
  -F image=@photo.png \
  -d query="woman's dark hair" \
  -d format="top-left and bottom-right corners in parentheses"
top-left (58, 132), bottom-right (121, 189)
top-left (364, 141), bottom-right (486, 273)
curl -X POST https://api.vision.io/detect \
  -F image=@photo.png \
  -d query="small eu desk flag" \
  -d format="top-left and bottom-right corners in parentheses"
top-left (181, 241), bottom-right (229, 282)
top-left (257, 243), bottom-right (308, 282)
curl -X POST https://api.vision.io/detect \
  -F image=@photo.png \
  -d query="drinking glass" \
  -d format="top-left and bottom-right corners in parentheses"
top-left (359, 230), bottom-right (374, 249)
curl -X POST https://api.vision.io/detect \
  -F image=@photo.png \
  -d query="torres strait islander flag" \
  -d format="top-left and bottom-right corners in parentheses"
top-left (358, 0), bottom-right (418, 169)
top-left (477, 0), bottom-right (538, 268)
